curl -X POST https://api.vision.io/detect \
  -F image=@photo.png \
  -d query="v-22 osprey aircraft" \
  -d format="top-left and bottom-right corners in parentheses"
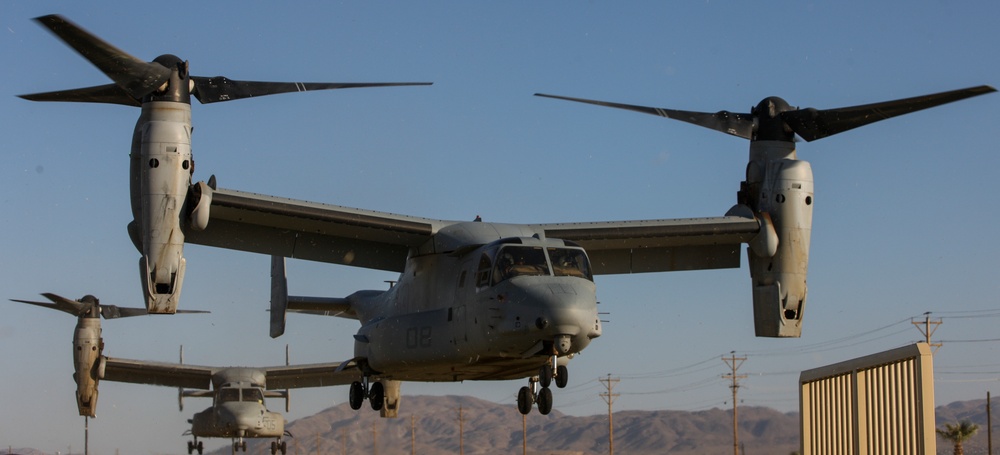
top-left (10, 293), bottom-right (359, 454)
top-left (20, 14), bottom-right (995, 416)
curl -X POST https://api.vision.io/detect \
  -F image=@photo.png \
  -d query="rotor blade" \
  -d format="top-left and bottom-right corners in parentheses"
top-left (10, 298), bottom-right (70, 315)
top-left (100, 305), bottom-right (149, 319)
top-left (535, 93), bottom-right (756, 139)
top-left (19, 83), bottom-right (140, 106)
top-left (192, 77), bottom-right (433, 104)
top-left (33, 15), bottom-right (171, 99)
top-left (101, 306), bottom-right (210, 319)
top-left (41, 293), bottom-right (91, 315)
top-left (783, 85), bottom-right (997, 142)
top-left (9, 293), bottom-right (87, 316)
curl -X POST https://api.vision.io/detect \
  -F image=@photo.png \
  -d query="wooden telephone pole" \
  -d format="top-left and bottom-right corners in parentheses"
top-left (912, 312), bottom-right (942, 353)
top-left (411, 415), bottom-right (417, 455)
top-left (600, 374), bottom-right (620, 455)
top-left (722, 352), bottom-right (747, 455)
top-left (458, 405), bottom-right (465, 455)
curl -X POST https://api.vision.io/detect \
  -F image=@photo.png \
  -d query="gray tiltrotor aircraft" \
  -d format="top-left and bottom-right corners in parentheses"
top-left (11, 294), bottom-right (356, 454)
top-left (20, 14), bottom-right (995, 415)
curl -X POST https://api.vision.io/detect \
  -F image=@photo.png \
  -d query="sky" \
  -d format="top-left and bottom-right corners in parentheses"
top-left (1, 1), bottom-right (998, 454)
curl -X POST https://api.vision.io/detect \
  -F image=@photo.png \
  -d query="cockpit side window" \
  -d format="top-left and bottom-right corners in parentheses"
top-left (549, 247), bottom-right (593, 281)
top-left (493, 246), bottom-right (549, 285)
top-left (476, 253), bottom-right (493, 287)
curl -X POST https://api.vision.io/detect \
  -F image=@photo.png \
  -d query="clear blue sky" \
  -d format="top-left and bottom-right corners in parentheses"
top-left (2, 1), bottom-right (998, 454)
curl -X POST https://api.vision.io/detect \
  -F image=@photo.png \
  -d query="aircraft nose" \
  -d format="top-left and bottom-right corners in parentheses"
top-left (501, 278), bottom-right (601, 353)
top-left (219, 403), bottom-right (263, 432)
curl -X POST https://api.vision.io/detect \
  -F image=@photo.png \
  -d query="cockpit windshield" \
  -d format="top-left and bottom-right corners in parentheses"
top-left (218, 388), bottom-right (240, 403)
top-left (216, 387), bottom-right (265, 404)
top-left (493, 246), bottom-right (548, 284)
top-left (242, 388), bottom-right (264, 404)
top-left (548, 247), bottom-right (592, 279)
top-left (485, 245), bottom-right (593, 286)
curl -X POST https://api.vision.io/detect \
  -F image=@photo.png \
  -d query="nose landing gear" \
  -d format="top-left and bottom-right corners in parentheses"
top-left (349, 376), bottom-right (384, 411)
top-left (186, 436), bottom-right (203, 454)
top-left (517, 357), bottom-right (568, 415)
top-left (270, 439), bottom-right (288, 455)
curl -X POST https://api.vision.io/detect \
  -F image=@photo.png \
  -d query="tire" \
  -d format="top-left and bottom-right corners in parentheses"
top-left (555, 365), bottom-right (569, 388)
top-left (349, 381), bottom-right (364, 410)
top-left (539, 364), bottom-right (553, 388)
top-left (536, 387), bottom-right (553, 415)
top-left (517, 386), bottom-right (533, 415)
top-left (369, 381), bottom-right (385, 411)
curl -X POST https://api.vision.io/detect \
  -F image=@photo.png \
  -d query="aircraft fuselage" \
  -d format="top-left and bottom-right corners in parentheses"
top-left (348, 232), bottom-right (602, 382)
top-left (190, 385), bottom-right (284, 439)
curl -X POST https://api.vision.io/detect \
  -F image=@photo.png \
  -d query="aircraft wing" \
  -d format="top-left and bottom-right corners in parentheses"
top-left (533, 205), bottom-right (761, 274)
top-left (102, 357), bottom-right (215, 390)
top-left (186, 187), bottom-right (761, 275)
top-left (103, 357), bottom-right (359, 390)
top-left (185, 188), bottom-right (447, 272)
top-left (263, 360), bottom-right (359, 389)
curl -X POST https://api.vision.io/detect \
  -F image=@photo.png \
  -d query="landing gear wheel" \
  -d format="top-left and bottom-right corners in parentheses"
top-left (349, 381), bottom-right (364, 410)
top-left (197, 441), bottom-right (204, 455)
top-left (517, 386), bottom-right (534, 415)
top-left (555, 365), bottom-right (569, 388)
top-left (369, 381), bottom-right (385, 411)
top-left (536, 387), bottom-right (553, 415)
top-left (280, 441), bottom-right (287, 455)
top-left (270, 442), bottom-right (277, 455)
top-left (187, 441), bottom-right (194, 454)
top-left (241, 441), bottom-right (247, 452)
top-left (539, 364), bottom-right (553, 388)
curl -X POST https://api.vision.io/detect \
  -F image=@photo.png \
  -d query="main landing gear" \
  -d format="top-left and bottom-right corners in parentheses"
top-left (517, 356), bottom-right (568, 415)
top-left (231, 438), bottom-right (247, 453)
top-left (349, 376), bottom-right (384, 411)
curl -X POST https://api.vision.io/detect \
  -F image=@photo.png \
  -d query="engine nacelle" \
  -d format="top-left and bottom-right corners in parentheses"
top-left (743, 141), bottom-right (813, 337)
top-left (129, 100), bottom-right (193, 314)
top-left (73, 315), bottom-right (103, 417)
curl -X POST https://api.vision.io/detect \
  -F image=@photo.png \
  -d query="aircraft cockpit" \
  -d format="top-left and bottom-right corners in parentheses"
top-left (476, 239), bottom-right (593, 287)
top-left (216, 384), bottom-right (266, 405)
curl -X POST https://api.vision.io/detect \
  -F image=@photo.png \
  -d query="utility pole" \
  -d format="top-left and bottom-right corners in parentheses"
top-left (458, 405), bottom-right (465, 455)
top-left (522, 413), bottom-right (528, 455)
top-left (911, 312), bottom-right (942, 353)
top-left (600, 374), bottom-right (620, 455)
top-left (722, 352), bottom-right (747, 455)
top-left (988, 391), bottom-right (993, 455)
